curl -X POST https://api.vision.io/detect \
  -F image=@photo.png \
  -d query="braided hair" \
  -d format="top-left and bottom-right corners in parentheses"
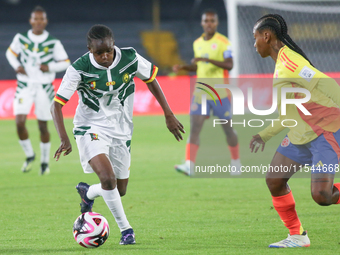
top-left (87, 24), bottom-right (114, 47)
top-left (254, 14), bottom-right (313, 67)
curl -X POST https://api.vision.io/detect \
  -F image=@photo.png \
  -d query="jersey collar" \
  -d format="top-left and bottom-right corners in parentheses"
top-left (201, 32), bottom-right (218, 41)
top-left (277, 45), bottom-right (288, 63)
top-left (89, 45), bottom-right (122, 70)
top-left (27, 29), bottom-right (49, 43)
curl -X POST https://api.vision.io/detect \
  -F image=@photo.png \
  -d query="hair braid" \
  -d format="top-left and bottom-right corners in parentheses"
top-left (254, 14), bottom-right (314, 67)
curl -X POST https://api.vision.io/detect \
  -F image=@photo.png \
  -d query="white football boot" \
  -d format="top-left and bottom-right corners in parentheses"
top-left (230, 159), bottom-right (242, 176)
top-left (174, 160), bottom-right (193, 176)
top-left (268, 231), bottom-right (310, 248)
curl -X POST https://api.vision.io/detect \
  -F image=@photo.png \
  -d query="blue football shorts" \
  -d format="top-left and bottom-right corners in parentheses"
top-left (190, 96), bottom-right (232, 119)
top-left (277, 129), bottom-right (340, 174)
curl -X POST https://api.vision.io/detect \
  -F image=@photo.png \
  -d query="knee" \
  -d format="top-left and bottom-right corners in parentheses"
top-left (98, 172), bottom-right (116, 190)
top-left (266, 178), bottom-right (287, 195)
top-left (16, 120), bottom-right (25, 132)
top-left (311, 191), bottom-right (332, 206)
top-left (38, 124), bottom-right (49, 135)
top-left (224, 126), bottom-right (235, 137)
top-left (190, 126), bottom-right (201, 137)
top-left (118, 188), bottom-right (127, 197)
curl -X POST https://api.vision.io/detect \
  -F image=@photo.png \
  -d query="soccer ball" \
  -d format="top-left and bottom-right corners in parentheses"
top-left (73, 212), bottom-right (110, 248)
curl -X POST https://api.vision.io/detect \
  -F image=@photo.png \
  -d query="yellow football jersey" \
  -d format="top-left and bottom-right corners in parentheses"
top-left (258, 46), bottom-right (340, 145)
top-left (193, 32), bottom-right (232, 100)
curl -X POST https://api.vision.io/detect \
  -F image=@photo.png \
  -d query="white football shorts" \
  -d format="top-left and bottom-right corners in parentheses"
top-left (75, 131), bottom-right (131, 179)
top-left (13, 81), bottom-right (54, 120)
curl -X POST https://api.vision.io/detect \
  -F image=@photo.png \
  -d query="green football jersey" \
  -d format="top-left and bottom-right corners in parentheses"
top-left (55, 46), bottom-right (158, 139)
top-left (7, 30), bottom-right (69, 83)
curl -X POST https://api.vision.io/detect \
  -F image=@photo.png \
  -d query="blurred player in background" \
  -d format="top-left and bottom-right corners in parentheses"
top-left (251, 14), bottom-right (340, 248)
top-left (173, 9), bottom-right (241, 175)
top-left (51, 24), bottom-right (184, 245)
top-left (6, 6), bottom-right (70, 175)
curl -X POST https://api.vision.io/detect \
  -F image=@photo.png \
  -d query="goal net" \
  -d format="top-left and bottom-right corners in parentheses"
top-left (225, 0), bottom-right (340, 77)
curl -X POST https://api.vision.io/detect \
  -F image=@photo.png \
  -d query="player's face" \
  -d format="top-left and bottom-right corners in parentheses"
top-left (89, 37), bottom-right (115, 68)
top-left (30, 11), bottom-right (47, 35)
top-left (201, 13), bottom-right (218, 36)
top-left (253, 29), bottom-right (270, 58)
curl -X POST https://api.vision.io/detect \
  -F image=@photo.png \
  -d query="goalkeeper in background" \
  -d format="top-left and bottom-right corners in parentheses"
top-left (173, 9), bottom-right (241, 176)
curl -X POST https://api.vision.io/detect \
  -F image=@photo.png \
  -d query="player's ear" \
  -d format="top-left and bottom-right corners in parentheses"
top-left (264, 31), bottom-right (271, 44)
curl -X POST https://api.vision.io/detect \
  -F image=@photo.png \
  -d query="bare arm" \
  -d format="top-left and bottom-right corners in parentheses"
top-left (50, 101), bottom-right (72, 160)
top-left (192, 57), bottom-right (233, 71)
top-left (173, 63), bottom-right (197, 73)
top-left (146, 79), bottom-right (185, 141)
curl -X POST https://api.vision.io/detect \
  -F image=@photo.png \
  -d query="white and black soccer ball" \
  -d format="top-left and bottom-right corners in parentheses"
top-left (73, 212), bottom-right (110, 248)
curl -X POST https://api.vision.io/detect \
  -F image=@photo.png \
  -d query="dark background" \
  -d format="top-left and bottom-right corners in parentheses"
top-left (0, 0), bottom-right (227, 79)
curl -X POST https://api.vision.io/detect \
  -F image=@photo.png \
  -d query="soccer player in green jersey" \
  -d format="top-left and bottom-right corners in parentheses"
top-left (173, 9), bottom-right (241, 175)
top-left (6, 6), bottom-right (70, 175)
top-left (51, 24), bottom-right (185, 245)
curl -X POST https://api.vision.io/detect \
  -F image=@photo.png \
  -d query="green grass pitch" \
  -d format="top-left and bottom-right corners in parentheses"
top-left (0, 115), bottom-right (339, 254)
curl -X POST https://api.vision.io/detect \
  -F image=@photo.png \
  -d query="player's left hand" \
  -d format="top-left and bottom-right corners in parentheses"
top-left (165, 114), bottom-right (185, 141)
top-left (54, 139), bottom-right (72, 161)
top-left (40, 64), bottom-right (49, 72)
top-left (249, 134), bottom-right (265, 153)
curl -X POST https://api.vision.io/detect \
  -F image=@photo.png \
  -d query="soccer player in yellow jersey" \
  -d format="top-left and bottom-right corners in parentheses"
top-left (251, 14), bottom-right (340, 248)
top-left (173, 9), bottom-right (241, 175)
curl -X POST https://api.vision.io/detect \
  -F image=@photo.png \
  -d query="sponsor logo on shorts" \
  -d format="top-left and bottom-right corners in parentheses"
top-left (281, 137), bottom-right (290, 147)
top-left (90, 133), bottom-right (99, 141)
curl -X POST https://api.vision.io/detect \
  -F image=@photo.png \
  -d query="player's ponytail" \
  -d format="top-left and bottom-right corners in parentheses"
top-left (87, 24), bottom-right (114, 47)
top-left (254, 14), bottom-right (314, 67)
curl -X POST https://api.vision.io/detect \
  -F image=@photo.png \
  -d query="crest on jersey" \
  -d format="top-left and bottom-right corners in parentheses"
top-left (281, 137), bottom-right (290, 147)
top-left (89, 81), bottom-right (96, 90)
top-left (122, 73), bottom-right (130, 83)
top-left (90, 133), bottom-right (99, 141)
top-left (43, 47), bottom-right (49, 53)
top-left (24, 44), bottom-right (28, 49)
top-left (106, 81), bottom-right (116, 86)
top-left (211, 43), bottom-right (217, 50)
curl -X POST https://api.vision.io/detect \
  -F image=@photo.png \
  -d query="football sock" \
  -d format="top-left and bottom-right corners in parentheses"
top-left (40, 142), bottom-right (51, 163)
top-left (101, 188), bottom-right (131, 232)
top-left (185, 143), bottom-right (199, 163)
top-left (272, 191), bottom-right (303, 235)
top-left (87, 183), bottom-right (102, 200)
top-left (19, 138), bottom-right (34, 158)
top-left (333, 183), bottom-right (340, 204)
top-left (228, 144), bottom-right (239, 160)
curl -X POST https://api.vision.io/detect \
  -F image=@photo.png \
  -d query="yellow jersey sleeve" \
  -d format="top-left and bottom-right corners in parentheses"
top-left (259, 46), bottom-right (340, 145)
top-left (258, 116), bottom-right (287, 143)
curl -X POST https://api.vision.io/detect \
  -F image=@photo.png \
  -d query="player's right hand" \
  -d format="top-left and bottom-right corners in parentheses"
top-left (172, 64), bottom-right (181, 73)
top-left (249, 134), bottom-right (265, 153)
top-left (54, 139), bottom-right (72, 161)
top-left (16, 66), bottom-right (27, 75)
